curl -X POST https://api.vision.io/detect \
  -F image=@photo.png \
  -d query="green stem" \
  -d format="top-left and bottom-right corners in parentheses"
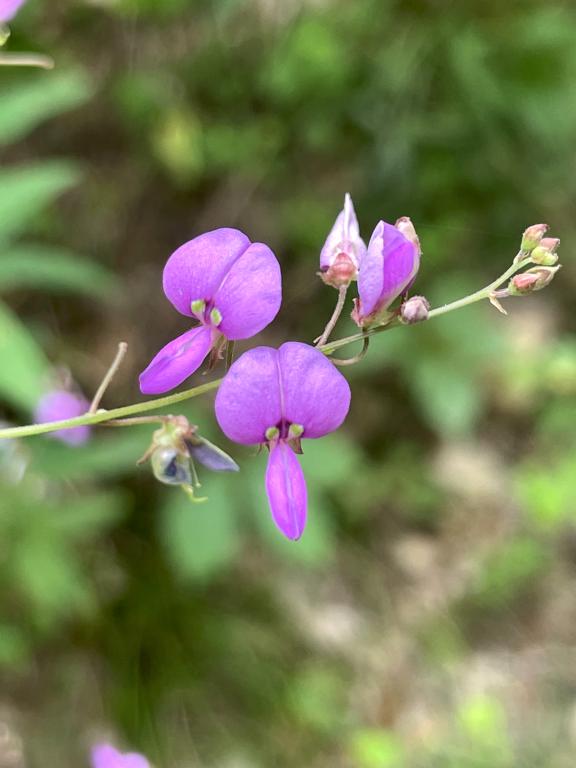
top-left (0, 256), bottom-right (532, 441)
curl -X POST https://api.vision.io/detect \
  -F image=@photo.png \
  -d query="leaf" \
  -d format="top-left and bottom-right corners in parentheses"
top-left (0, 300), bottom-right (49, 411)
top-left (0, 70), bottom-right (92, 147)
top-left (30, 428), bottom-right (149, 481)
top-left (0, 244), bottom-right (116, 298)
top-left (0, 161), bottom-right (80, 243)
top-left (160, 477), bottom-right (239, 582)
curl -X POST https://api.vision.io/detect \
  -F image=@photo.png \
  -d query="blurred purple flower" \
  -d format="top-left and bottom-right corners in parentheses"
top-left (140, 228), bottom-right (282, 395)
top-left (0, 0), bottom-right (26, 23)
top-left (215, 342), bottom-right (351, 540)
top-left (319, 193), bottom-right (366, 288)
top-left (34, 390), bottom-right (90, 446)
top-left (91, 744), bottom-right (149, 768)
top-left (355, 219), bottom-right (420, 324)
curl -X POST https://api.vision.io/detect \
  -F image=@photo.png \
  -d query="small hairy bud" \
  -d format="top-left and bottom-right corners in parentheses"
top-left (509, 266), bottom-right (560, 295)
top-left (400, 295), bottom-right (430, 324)
top-left (521, 223), bottom-right (548, 253)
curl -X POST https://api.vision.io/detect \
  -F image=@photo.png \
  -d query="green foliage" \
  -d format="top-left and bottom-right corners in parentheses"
top-left (0, 301), bottom-right (49, 410)
top-left (349, 729), bottom-right (405, 768)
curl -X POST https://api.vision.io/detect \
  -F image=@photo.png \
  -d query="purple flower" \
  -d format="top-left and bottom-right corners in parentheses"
top-left (139, 228), bottom-right (282, 395)
top-left (355, 218), bottom-right (420, 324)
top-left (0, 0), bottom-right (26, 23)
top-left (34, 390), bottom-right (91, 446)
top-left (319, 193), bottom-right (366, 288)
top-left (215, 342), bottom-right (351, 540)
top-left (91, 744), bottom-right (149, 768)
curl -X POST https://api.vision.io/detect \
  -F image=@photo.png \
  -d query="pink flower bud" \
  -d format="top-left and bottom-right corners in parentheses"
top-left (520, 223), bottom-right (547, 252)
top-left (539, 237), bottom-right (560, 253)
top-left (509, 266), bottom-right (560, 295)
top-left (400, 295), bottom-right (430, 324)
top-left (530, 246), bottom-right (559, 266)
top-left (319, 194), bottom-right (366, 289)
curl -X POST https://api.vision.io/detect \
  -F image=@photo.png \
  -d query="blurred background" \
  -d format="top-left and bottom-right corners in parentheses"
top-left (1, 0), bottom-right (575, 766)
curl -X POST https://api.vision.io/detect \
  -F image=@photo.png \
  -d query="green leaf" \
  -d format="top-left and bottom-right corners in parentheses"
top-left (160, 477), bottom-right (239, 581)
top-left (0, 70), bottom-right (92, 147)
top-left (350, 729), bottom-right (405, 768)
top-left (0, 161), bottom-right (80, 243)
top-left (0, 244), bottom-right (116, 298)
top-left (0, 300), bottom-right (49, 411)
top-left (30, 428), bottom-right (149, 481)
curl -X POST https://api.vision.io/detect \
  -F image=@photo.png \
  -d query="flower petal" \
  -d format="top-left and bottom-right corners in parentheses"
top-left (139, 325), bottom-right (213, 394)
top-left (278, 342), bottom-right (351, 439)
top-left (0, 0), bottom-right (26, 23)
top-left (320, 193), bottom-right (366, 269)
top-left (265, 441), bottom-right (307, 540)
top-left (162, 228), bottom-right (251, 317)
top-left (215, 242), bottom-right (281, 340)
top-left (91, 745), bottom-right (124, 768)
top-left (215, 346), bottom-right (282, 444)
top-left (34, 391), bottom-right (91, 446)
top-left (358, 221), bottom-right (419, 316)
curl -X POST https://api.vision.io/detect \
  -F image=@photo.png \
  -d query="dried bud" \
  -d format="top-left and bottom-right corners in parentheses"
top-left (400, 295), bottom-right (430, 324)
top-left (509, 266), bottom-right (560, 295)
top-left (395, 216), bottom-right (421, 257)
top-left (520, 223), bottom-right (547, 252)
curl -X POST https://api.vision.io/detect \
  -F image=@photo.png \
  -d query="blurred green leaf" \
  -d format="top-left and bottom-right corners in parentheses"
top-left (160, 477), bottom-right (239, 581)
top-left (0, 162), bottom-right (80, 243)
top-left (0, 245), bottom-right (116, 297)
top-left (350, 729), bottom-right (405, 768)
top-left (0, 70), bottom-right (91, 146)
top-left (0, 300), bottom-right (49, 411)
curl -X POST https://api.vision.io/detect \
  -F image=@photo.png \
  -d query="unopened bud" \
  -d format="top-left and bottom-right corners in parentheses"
top-left (395, 216), bottom-right (421, 256)
top-left (400, 295), bottom-right (430, 324)
top-left (509, 266), bottom-right (560, 295)
top-left (520, 223), bottom-right (547, 252)
top-left (540, 237), bottom-right (560, 253)
top-left (530, 246), bottom-right (558, 266)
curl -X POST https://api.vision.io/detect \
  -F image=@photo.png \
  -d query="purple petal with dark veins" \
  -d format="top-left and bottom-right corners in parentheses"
top-left (358, 221), bottom-right (419, 316)
top-left (34, 390), bottom-right (91, 446)
top-left (277, 342), bottom-right (351, 439)
top-left (215, 242), bottom-right (281, 340)
top-left (162, 228), bottom-right (251, 317)
top-left (214, 346), bottom-right (282, 445)
top-left (139, 324), bottom-right (213, 394)
top-left (265, 441), bottom-right (307, 540)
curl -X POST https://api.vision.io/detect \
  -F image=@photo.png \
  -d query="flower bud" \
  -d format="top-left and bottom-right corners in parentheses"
top-left (319, 194), bottom-right (366, 289)
top-left (530, 246), bottom-right (559, 266)
top-left (540, 237), bottom-right (560, 253)
top-left (400, 295), bottom-right (430, 324)
top-left (520, 223), bottom-right (547, 252)
top-left (395, 216), bottom-right (421, 257)
top-left (509, 266), bottom-right (560, 295)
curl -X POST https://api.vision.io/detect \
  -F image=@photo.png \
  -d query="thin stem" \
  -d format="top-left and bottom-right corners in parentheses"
top-left (332, 335), bottom-right (370, 366)
top-left (0, 256), bottom-right (534, 441)
top-left (0, 52), bottom-right (54, 68)
top-left (102, 416), bottom-right (168, 427)
top-left (0, 378), bottom-right (222, 440)
top-left (315, 285), bottom-right (348, 347)
top-left (89, 342), bottom-right (128, 413)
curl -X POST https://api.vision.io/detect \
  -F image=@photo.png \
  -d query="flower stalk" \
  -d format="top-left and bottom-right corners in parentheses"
top-left (0, 254), bottom-right (548, 441)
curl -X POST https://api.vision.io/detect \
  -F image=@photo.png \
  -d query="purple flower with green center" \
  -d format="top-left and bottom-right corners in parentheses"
top-left (34, 390), bottom-right (90, 445)
top-left (215, 342), bottom-right (351, 540)
top-left (319, 193), bottom-right (366, 289)
top-left (0, 0), bottom-right (26, 23)
top-left (91, 744), bottom-right (149, 768)
top-left (139, 228), bottom-right (282, 395)
top-left (355, 218), bottom-right (420, 325)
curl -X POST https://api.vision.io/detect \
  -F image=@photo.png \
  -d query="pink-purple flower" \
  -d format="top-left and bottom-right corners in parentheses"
top-left (0, 0), bottom-right (26, 24)
top-left (215, 342), bottom-right (351, 540)
top-left (355, 218), bottom-right (420, 325)
top-left (34, 390), bottom-right (91, 445)
top-left (319, 193), bottom-right (366, 289)
top-left (91, 744), bottom-right (149, 768)
top-left (140, 228), bottom-right (282, 395)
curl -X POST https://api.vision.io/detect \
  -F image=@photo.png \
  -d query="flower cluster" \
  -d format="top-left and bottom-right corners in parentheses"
top-left (320, 195), bottom-right (422, 326)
